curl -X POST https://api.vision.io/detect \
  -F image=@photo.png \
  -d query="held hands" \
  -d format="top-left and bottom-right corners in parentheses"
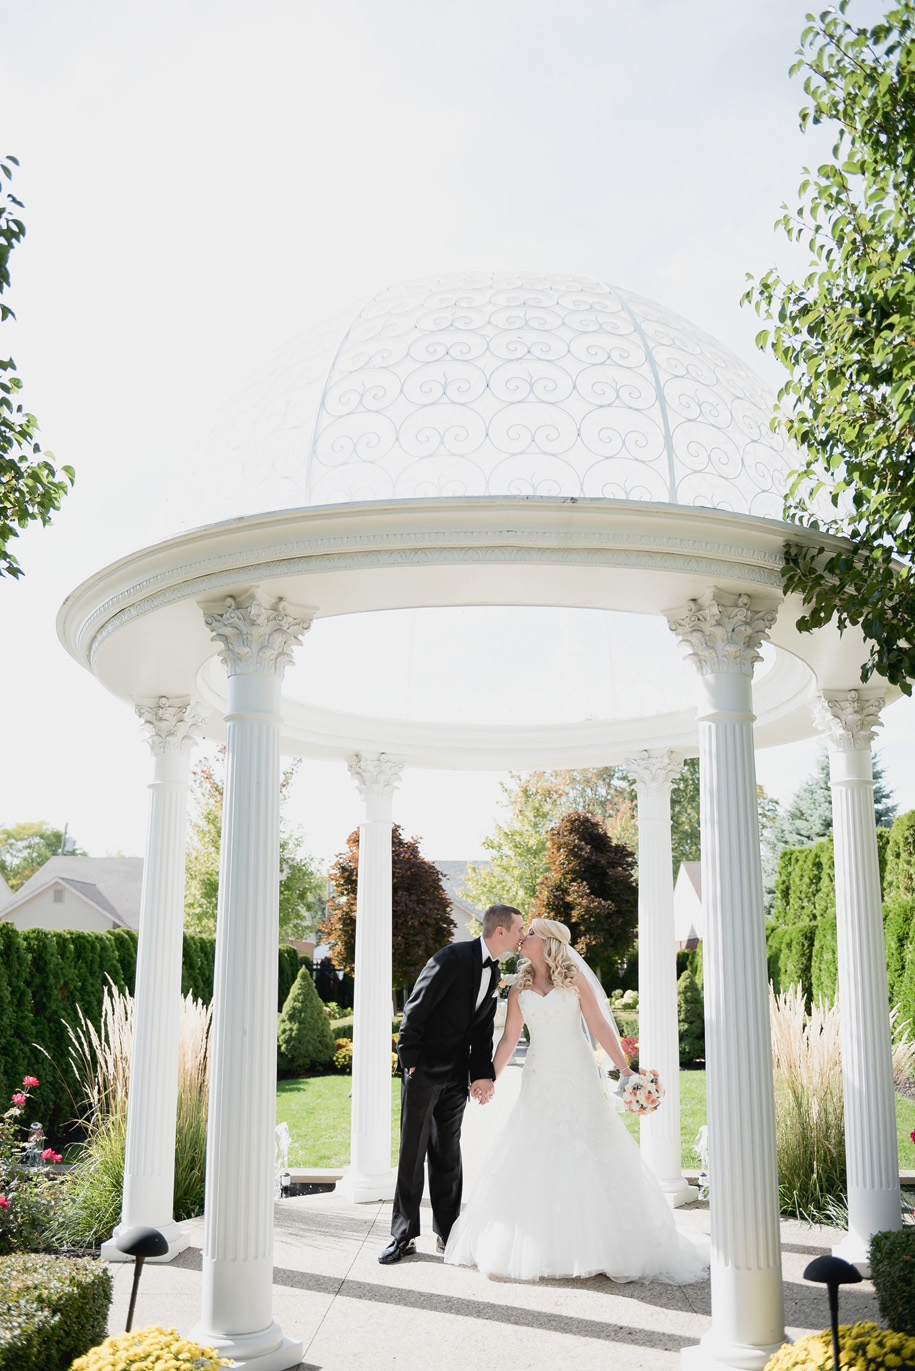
top-left (470, 1078), bottom-right (494, 1105)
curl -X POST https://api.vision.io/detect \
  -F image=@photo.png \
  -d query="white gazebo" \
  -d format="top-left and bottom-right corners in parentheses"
top-left (58, 273), bottom-right (900, 1371)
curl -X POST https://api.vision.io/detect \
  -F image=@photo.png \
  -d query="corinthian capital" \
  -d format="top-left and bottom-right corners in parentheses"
top-left (626, 749), bottom-right (683, 792)
top-left (347, 752), bottom-right (405, 801)
top-left (202, 591), bottom-right (314, 678)
top-left (136, 697), bottom-right (206, 756)
top-left (666, 588), bottom-right (778, 677)
top-left (812, 689), bottom-right (885, 753)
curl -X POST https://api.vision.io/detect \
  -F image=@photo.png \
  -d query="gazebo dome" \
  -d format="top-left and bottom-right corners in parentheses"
top-left (182, 272), bottom-right (820, 529)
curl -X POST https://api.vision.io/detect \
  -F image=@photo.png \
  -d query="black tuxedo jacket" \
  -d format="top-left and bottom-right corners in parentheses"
top-left (397, 939), bottom-right (500, 1082)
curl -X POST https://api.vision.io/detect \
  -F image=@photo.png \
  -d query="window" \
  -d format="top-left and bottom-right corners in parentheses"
top-left (53, 888), bottom-right (64, 904)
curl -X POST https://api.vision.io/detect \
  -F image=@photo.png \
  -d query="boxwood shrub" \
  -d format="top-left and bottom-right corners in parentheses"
top-left (870, 1227), bottom-right (915, 1335)
top-left (0, 1252), bottom-right (111, 1371)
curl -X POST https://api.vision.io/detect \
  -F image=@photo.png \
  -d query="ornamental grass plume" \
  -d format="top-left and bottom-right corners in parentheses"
top-left (890, 1005), bottom-right (915, 1090)
top-left (70, 1324), bottom-right (228, 1370)
top-left (769, 985), bottom-right (845, 1222)
top-left (764, 1321), bottom-right (915, 1371)
top-left (52, 984), bottom-right (211, 1247)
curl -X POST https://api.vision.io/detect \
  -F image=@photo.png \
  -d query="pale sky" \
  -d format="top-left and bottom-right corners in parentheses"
top-left (2, 0), bottom-right (911, 868)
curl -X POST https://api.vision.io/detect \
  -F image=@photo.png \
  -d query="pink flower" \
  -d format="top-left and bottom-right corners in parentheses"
top-left (0, 1196), bottom-right (8, 1210)
top-left (911, 1128), bottom-right (915, 1146)
top-left (22, 1076), bottom-right (38, 1087)
top-left (41, 1149), bottom-right (61, 1164)
top-left (10, 1093), bottom-right (25, 1105)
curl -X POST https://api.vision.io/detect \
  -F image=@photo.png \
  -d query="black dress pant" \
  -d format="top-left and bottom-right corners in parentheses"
top-left (391, 1064), bottom-right (468, 1244)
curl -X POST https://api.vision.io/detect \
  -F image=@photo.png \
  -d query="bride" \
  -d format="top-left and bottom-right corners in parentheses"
top-left (444, 917), bottom-right (709, 1284)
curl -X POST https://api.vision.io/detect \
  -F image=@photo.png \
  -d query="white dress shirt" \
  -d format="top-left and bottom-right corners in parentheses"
top-left (475, 934), bottom-right (499, 1010)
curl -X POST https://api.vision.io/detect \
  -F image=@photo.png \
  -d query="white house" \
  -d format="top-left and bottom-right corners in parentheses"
top-left (0, 856), bottom-right (143, 934)
top-left (433, 860), bottom-right (491, 944)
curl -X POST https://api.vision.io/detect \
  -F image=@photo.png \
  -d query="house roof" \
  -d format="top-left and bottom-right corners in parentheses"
top-left (0, 870), bottom-right (12, 908)
top-left (0, 856), bottom-right (144, 929)
top-left (678, 861), bottom-right (701, 897)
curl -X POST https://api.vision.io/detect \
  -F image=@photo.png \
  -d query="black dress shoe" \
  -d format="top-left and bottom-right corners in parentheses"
top-left (378, 1238), bottom-right (416, 1264)
top-left (436, 1235), bottom-right (446, 1253)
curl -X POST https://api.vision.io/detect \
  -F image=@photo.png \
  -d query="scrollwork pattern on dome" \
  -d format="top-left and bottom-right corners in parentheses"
top-left (305, 273), bottom-right (814, 515)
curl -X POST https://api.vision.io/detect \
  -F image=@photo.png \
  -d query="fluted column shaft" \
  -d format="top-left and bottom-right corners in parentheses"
top-left (102, 699), bottom-right (201, 1263)
top-left (815, 690), bottom-right (900, 1266)
top-left (193, 593), bottom-right (309, 1371)
top-left (338, 753), bottom-right (404, 1202)
top-left (628, 750), bottom-right (695, 1207)
top-left (670, 589), bottom-right (785, 1371)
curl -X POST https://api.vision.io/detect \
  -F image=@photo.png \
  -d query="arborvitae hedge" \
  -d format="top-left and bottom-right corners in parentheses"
top-left (766, 809), bottom-right (915, 1010)
top-left (0, 925), bottom-right (299, 1140)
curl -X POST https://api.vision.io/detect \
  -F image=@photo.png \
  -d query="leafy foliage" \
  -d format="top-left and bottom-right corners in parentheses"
top-left (0, 156), bottom-right (74, 580)
top-left (0, 822), bottom-right (85, 891)
top-left (276, 967), bottom-right (335, 1076)
top-left (530, 811), bottom-right (638, 975)
top-left (462, 772), bottom-right (565, 914)
top-left (0, 1079), bottom-right (62, 1254)
top-left (321, 825), bottom-right (455, 987)
top-left (0, 1252), bottom-right (111, 1371)
top-left (184, 751), bottom-right (325, 942)
top-left (870, 1227), bottom-right (915, 1335)
top-left (744, 3), bottom-right (915, 690)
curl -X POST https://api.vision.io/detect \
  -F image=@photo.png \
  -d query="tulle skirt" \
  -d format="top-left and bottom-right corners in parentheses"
top-left (444, 1056), bottom-right (708, 1284)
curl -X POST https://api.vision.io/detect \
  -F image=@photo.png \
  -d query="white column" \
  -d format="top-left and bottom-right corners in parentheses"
top-left (668, 589), bottom-right (785, 1371)
top-left (191, 592), bottom-right (311, 1371)
top-left (337, 752), bottom-right (404, 1203)
top-left (627, 749), bottom-right (696, 1209)
top-left (813, 688), bottom-right (900, 1268)
top-left (102, 697), bottom-right (203, 1262)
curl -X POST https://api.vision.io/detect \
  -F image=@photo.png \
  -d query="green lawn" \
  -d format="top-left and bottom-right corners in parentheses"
top-left (276, 1071), bottom-right (915, 1173)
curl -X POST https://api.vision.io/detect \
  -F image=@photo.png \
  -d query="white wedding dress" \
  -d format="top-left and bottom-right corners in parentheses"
top-left (444, 986), bottom-right (709, 1283)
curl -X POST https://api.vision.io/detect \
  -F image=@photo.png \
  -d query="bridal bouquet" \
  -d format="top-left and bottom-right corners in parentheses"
top-left (616, 1069), bottom-right (665, 1115)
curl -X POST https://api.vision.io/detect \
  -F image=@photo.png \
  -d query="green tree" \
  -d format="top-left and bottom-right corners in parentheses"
top-left (0, 155), bottom-right (74, 578)
top-left (0, 821), bottom-right (85, 891)
top-left (462, 772), bottom-right (565, 914)
top-left (183, 751), bottom-right (325, 941)
top-left (553, 766), bottom-right (639, 850)
top-left (744, 3), bottom-right (915, 690)
top-left (530, 811), bottom-right (639, 977)
top-left (320, 825), bottom-right (455, 987)
top-left (670, 757), bottom-right (701, 874)
top-left (276, 966), bottom-right (335, 1076)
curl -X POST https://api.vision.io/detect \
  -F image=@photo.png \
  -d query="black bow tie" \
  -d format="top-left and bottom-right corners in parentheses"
top-left (484, 957), bottom-right (499, 970)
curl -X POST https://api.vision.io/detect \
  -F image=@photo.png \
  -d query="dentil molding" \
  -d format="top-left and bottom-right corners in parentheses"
top-left (667, 588), bottom-right (778, 677)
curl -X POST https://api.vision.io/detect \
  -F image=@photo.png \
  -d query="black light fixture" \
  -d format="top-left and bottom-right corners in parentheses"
top-left (803, 1254), bottom-right (862, 1369)
top-left (114, 1225), bottom-right (169, 1332)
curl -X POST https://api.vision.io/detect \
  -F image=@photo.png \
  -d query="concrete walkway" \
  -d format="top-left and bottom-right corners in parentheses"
top-left (106, 1063), bottom-right (883, 1369)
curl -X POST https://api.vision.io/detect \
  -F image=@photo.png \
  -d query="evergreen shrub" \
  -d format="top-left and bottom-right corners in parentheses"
top-left (677, 970), bottom-right (704, 1065)
top-left (885, 811), bottom-right (915, 902)
top-left (0, 1253), bottom-right (111, 1371)
top-left (277, 968), bottom-right (335, 1075)
top-left (870, 1228), bottom-right (915, 1335)
top-left (810, 916), bottom-right (839, 1006)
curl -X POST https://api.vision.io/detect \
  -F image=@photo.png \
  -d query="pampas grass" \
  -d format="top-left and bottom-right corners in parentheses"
top-left (53, 982), bottom-right (211, 1246)
top-left (770, 984), bottom-right (846, 1222)
top-left (890, 1006), bottom-right (915, 1091)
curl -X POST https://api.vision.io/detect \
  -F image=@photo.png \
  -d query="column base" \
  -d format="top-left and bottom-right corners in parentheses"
top-left (188, 1321), bottom-right (302, 1371)
top-left (681, 1330), bottom-right (787, 1371)
top-left (659, 1176), bottom-right (700, 1208)
top-left (832, 1230), bottom-right (876, 1277)
top-left (101, 1219), bottom-right (190, 1263)
top-left (335, 1166), bottom-right (396, 1203)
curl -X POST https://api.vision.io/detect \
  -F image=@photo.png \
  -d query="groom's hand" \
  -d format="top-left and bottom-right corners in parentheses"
top-left (470, 1079), bottom-right (494, 1104)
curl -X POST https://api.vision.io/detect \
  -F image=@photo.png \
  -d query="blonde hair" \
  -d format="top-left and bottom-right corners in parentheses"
top-left (516, 918), bottom-right (579, 992)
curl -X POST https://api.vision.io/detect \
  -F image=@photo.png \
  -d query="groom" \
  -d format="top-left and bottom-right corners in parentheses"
top-left (378, 903), bottom-right (525, 1263)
